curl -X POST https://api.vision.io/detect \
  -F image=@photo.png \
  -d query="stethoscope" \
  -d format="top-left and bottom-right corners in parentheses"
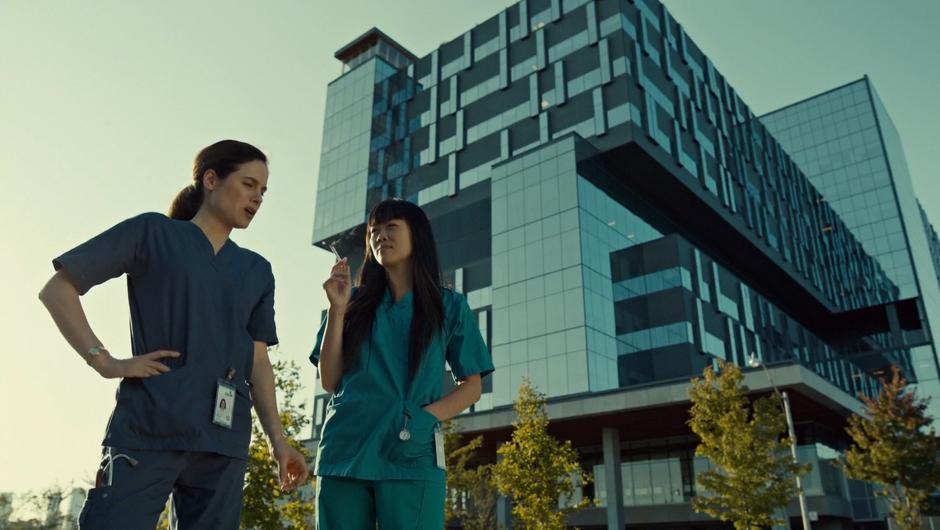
top-left (399, 412), bottom-right (412, 441)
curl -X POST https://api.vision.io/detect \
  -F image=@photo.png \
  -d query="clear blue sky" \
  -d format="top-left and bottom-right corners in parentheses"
top-left (2, 0), bottom-right (938, 497)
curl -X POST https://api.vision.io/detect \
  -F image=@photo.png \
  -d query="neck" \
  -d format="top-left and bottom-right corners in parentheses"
top-left (385, 262), bottom-right (413, 301)
top-left (190, 209), bottom-right (232, 253)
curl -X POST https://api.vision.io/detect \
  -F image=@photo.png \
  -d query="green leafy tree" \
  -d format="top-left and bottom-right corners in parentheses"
top-left (492, 378), bottom-right (592, 530)
top-left (688, 361), bottom-right (810, 530)
top-left (0, 493), bottom-right (12, 527)
top-left (841, 365), bottom-right (940, 530)
top-left (443, 418), bottom-right (498, 530)
top-left (241, 360), bottom-right (315, 529)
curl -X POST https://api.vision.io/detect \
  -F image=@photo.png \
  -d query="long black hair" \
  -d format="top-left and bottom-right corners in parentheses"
top-left (168, 140), bottom-right (267, 220)
top-left (342, 198), bottom-right (445, 378)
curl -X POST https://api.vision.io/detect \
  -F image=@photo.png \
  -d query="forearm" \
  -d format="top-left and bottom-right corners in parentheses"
top-left (424, 375), bottom-right (482, 421)
top-left (317, 307), bottom-right (346, 393)
top-left (39, 271), bottom-right (106, 364)
top-left (249, 343), bottom-right (287, 445)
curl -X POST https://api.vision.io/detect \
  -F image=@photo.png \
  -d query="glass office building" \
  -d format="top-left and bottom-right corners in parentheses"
top-left (920, 201), bottom-right (940, 291)
top-left (762, 78), bottom-right (940, 423)
top-left (308, 2), bottom-right (936, 528)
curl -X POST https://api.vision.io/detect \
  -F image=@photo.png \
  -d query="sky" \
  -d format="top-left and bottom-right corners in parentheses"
top-left (2, 0), bottom-right (938, 498)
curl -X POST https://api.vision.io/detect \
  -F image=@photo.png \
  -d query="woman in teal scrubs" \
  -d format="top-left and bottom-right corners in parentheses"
top-left (310, 198), bottom-right (494, 529)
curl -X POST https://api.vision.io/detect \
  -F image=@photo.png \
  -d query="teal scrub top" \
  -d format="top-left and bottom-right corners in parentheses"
top-left (309, 287), bottom-right (494, 482)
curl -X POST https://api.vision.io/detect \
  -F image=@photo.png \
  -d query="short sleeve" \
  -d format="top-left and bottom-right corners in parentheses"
top-left (446, 293), bottom-right (495, 381)
top-left (309, 312), bottom-right (328, 367)
top-left (247, 265), bottom-right (278, 346)
top-left (52, 213), bottom-right (152, 295)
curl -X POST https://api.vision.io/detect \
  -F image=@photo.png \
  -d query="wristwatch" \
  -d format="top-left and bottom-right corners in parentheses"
top-left (86, 346), bottom-right (109, 364)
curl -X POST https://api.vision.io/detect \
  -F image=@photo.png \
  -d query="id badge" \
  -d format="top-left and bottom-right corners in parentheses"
top-left (434, 425), bottom-right (446, 470)
top-left (213, 379), bottom-right (236, 429)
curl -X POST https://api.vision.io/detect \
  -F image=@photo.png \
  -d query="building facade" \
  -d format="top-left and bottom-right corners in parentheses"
top-left (919, 201), bottom-right (940, 292)
top-left (309, 1), bottom-right (936, 528)
top-left (762, 78), bottom-right (940, 422)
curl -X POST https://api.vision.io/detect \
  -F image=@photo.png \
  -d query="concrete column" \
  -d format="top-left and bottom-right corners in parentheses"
top-left (601, 428), bottom-right (625, 529)
top-left (496, 489), bottom-right (511, 529)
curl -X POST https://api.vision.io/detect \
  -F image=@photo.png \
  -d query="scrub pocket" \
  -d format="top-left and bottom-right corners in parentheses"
top-left (129, 369), bottom-right (201, 439)
top-left (388, 402), bottom-right (438, 467)
top-left (78, 447), bottom-right (171, 530)
top-left (78, 485), bottom-right (116, 528)
top-left (318, 397), bottom-right (366, 464)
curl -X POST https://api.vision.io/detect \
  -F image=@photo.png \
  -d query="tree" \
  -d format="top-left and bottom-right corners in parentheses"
top-left (443, 418), bottom-right (498, 530)
top-left (17, 486), bottom-right (67, 530)
top-left (0, 493), bottom-right (12, 527)
top-left (156, 499), bottom-right (172, 530)
top-left (841, 365), bottom-right (940, 530)
top-left (241, 359), bottom-right (316, 529)
top-left (492, 378), bottom-right (592, 530)
top-left (688, 360), bottom-right (810, 530)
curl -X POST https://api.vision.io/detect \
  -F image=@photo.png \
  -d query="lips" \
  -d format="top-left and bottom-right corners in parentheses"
top-left (244, 207), bottom-right (256, 219)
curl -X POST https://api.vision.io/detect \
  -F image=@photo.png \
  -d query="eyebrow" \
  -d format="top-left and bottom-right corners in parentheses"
top-left (243, 176), bottom-right (268, 193)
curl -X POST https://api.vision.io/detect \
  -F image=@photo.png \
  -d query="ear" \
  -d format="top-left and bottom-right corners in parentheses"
top-left (202, 169), bottom-right (219, 191)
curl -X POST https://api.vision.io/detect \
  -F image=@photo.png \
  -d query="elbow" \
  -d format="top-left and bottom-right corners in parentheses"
top-left (40, 271), bottom-right (76, 307)
top-left (471, 383), bottom-right (483, 403)
top-left (38, 280), bottom-right (55, 307)
top-left (319, 372), bottom-right (338, 394)
top-left (317, 348), bottom-right (342, 394)
top-left (464, 376), bottom-right (483, 404)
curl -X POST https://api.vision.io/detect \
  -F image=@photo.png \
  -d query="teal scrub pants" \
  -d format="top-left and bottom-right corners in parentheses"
top-left (317, 476), bottom-right (445, 530)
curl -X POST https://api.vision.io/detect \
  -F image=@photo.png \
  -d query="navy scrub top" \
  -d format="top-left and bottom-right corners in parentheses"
top-left (53, 212), bottom-right (277, 459)
top-left (310, 287), bottom-right (495, 482)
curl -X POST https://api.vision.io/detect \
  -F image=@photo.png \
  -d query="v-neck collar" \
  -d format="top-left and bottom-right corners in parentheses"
top-left (186, 220), bottom-right (234, 262)
top-left (382, 287), bottom-right (414, 309)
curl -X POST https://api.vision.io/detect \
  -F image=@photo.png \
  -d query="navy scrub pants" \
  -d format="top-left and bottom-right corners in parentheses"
top-left (79, 447), bottom-right (248, 530)
top-left (316, 476), bottom-right (445, 530)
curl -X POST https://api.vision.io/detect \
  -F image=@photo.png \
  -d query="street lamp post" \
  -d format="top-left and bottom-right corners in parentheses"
top-left (748, 354), bottom-right (812, 530)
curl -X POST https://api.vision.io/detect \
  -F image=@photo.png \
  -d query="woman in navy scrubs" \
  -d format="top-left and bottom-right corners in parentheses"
top-left (311, 198), bottom-right (495, 529)
top-left (39, 140), bottom-right (308, 529)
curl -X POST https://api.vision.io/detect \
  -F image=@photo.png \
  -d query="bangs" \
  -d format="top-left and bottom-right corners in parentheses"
top-left (368, 198), bottom-right (414, 227)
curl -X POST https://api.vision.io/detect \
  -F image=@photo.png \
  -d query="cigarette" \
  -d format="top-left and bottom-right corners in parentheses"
top-left (329, 243), bottom-right (343, 262)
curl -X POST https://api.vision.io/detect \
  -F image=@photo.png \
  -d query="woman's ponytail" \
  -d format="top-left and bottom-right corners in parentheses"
top-left (167, 139), bottom-right (267, 221)
top-left (168, 181), bottom-right (204, 221)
